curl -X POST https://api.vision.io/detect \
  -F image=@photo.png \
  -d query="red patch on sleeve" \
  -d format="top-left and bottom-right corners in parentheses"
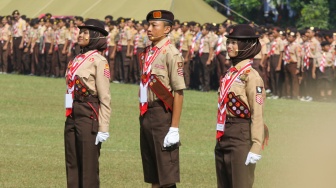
top-left (104, 64), bottom-right (110, 79)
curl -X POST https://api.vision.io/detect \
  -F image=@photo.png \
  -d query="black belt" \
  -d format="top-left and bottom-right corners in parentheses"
top-left (13, 37), bottom-right (22, 39)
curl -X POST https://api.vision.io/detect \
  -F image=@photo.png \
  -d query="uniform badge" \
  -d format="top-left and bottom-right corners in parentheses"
top-left (178, 62), bottom-right (183, 68)
top-left (103, 64), bottom-right (110, 79)
top-left (256, 95), bottom-right (263, 105)
top-left (256, 86), bottom-right (263, 94)
top-left (89, 57), bottom-right (95, 62)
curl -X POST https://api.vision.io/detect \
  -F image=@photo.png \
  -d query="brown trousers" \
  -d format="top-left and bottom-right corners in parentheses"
top-left (140, 101), bottom-right (180, 186)
top-left (0, 41), bottom-right (9, 73)
top-left (182, 50), bottom-right (190, 88)
top-left (57, 44), bottom-right (67, 77)
top-left (31, 44), bottom-right (39, 75)
top-left (301, 58), bottom-right (315, 97)
top-left (107, 46), bottom-right (116, 82)
top-left (284, 63), bottom-right (299, 97)
top-left (269, 55), bottom-right (281, 96)
top-left (42, 43), bottom-right (53, 76)
top-left (12, 37), bottom-right (23, 73)
top-left (64, 101), bottom-right (101, 188)
top-left (215, 118), bottom-right (255, 188)
top-left (131, 47), bottom-right (143, 84)
top-left (199, 53), bottom-right (211, 91)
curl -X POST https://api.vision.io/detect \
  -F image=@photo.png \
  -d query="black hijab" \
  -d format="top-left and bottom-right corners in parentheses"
top-left (80, 30), bottom-right (107, 54)
top-left (231, 38), bottom-right (261, 65)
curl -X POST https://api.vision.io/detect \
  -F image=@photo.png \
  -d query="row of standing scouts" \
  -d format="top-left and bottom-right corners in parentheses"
top-left (0, 10), bottom-right (335, 101)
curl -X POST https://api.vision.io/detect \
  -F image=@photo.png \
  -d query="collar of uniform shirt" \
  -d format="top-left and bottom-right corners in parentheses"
top-left (153, 37), bottom-right (169, 48)
top-left (234, 59), bottom-right (252, 71)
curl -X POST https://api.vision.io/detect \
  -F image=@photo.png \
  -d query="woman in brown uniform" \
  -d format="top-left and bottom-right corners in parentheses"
top-left (64, 19), bottom-right (111, 188)
top-left (215, 24), bottom-right (266, 188)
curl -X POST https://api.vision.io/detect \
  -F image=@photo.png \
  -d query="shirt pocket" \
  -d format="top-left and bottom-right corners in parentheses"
top-left (76, 70), bottom-right (91, 81)
top-left (231, 82), bottom-right (246, 97)
top-left (151, 66), bottom-right (167, 80)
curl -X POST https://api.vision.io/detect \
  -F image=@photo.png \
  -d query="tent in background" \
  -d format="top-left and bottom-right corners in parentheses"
top-left (0, 0), bottom-right (229, 24)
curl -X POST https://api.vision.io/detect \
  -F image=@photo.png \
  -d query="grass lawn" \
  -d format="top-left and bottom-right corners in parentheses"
top-left (0, 74), bottom-right (336, 188)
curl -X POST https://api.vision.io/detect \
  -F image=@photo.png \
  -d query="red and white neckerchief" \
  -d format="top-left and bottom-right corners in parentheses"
top-left (216, 35), bottom-right (224, 55)
top-left (283, 44), bottom-right (290, 65)
top-left (54, 30), bottom-right (60, 51)
top-left (117, 30), bottom-right (124, 52)
top-left (41, 30), bottom-right (47, 54)
top-left (65, 50), bottom-right (98, 117)
top-left (319, 52), bottom-right (326, 73)
top-left (13, 21), bottom-right (18, 36)
top-left (139, 39), bottom-right (170, 116)
top-left (105, 32), bottom-right (111, 56)
top-left (133, 33), bottom-right (140, 55)
top-left (216, 61), bottom-right (252, 139)
top-left (23, 26), bottom-right (30, 46)
top-left (303, 42), bottom-right (311, 69)
top-left (199, 37), bottom-right (204, 56)
top-left (178, 34), bottom-right (185, 52)
top-left (268, 40), bottom-right (277, 56)
top-left (190, 35), bottom-right (197, 55)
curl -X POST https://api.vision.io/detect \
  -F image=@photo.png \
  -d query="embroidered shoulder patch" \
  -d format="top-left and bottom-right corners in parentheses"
top-left (256, 94), bottom-right (263, 105)
top-left (256, 86), bottom-right (263, 94)
top-left (177, 62), bottom-right (184, 76)
top-left (104, 64), bottom-right (110, 79)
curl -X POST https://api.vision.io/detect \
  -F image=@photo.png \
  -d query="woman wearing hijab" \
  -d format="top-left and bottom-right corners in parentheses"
top-left (64, 19), bottom-right (111, 188)
top-left (214, 24), bottom-right (266, 188)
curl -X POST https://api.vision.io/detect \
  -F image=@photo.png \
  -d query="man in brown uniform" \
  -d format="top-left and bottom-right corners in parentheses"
top-left (0, 16), bottom-right (11, 74)
top-left (215, 24), bottom-right (266, 188)
top-left (42, 19), bottom-right (54, 77)
top-left (57, 18), bottom-right (69, 77)
top-left (283, 28), bottom-right (301, 99)
top-left (106, 20), bottom-right (118, 82)
top-left (198, 24), bottom-right (215, 92)
top-left (303, 27), bottom-right (320, 101)
top-left (267, 27), bottom-right (284, 99)
top-left (178, 22), bottom-right (192, 89)
top-left (132, 20), bottom-right (148, 84)
top-left (11, 10), bottom-right (26, 74)
top-left (139, 10), bottom-right (185, 188)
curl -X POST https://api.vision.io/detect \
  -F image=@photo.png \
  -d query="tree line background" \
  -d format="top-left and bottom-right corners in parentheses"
top-left (205, 0), bottom-right (336, 30)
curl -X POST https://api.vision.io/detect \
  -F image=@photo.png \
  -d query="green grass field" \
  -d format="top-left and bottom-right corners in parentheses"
top-left (1, 74), bottom-right (336, 188)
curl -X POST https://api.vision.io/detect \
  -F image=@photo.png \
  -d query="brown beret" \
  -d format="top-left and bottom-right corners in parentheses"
top-left (146, 10), bottom-right (174, 24)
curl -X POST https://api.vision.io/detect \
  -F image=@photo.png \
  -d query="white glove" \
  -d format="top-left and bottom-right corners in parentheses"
top-left (163, 127), bottom-right (179, 147)
top-left (245, 152), bottom-right (262, 165)
top-left (95, 132), bottom-right (110, 145)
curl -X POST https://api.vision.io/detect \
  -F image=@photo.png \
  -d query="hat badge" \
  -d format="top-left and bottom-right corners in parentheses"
top-left (229, 29), bottom-right (233, 34)
top-left (153, 11), bottom-right (162, 19)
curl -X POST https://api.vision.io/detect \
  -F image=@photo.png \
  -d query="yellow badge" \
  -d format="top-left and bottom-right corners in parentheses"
top-left (178, 62), bottom-right (183, 68)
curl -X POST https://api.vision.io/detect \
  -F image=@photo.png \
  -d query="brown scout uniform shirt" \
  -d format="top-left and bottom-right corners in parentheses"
top-left (58, 26), bottom-right (69, 45)
top-left (12, 18), bottom-right (26, 37)
top-left (66, 51), bottom-right (111, 132)
top-left (272, 36), bottom-right (285, 55)
top-left (0, 24), bottom-right (11, 42)
top-left (307, 37), bottom-right (320, 59)
top-left (44, 27), bottom-right (54, 44)
top-left (316, 51), bottom-right (335, 67)
top-left (119, 27), bottom-right (131, 46)
top-left (225, 59), bottom-right (265, 154)
top-left (180, 30), bottom-right (192, 51)
top-left (146, 37), bottom-right (186, 102)
top-left (255, 39), bottom-right (267, 59)
top-left (200, 33), bottom-right (215, 53)
top-left (108, 27), bottom-right (118, 47)
top-left (284, 42), bottom-right (302, 69)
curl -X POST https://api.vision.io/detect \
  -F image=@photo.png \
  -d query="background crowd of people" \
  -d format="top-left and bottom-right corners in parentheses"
top-left (0, 10), bottom-right (335, 102)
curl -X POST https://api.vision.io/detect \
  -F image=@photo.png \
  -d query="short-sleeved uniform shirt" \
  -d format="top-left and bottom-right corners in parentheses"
top-left (66, 51), bottom-right (111, 132)
top-left (0, 24), bottom-right (11, 41)
top-left (283, 42), bottom-right (302, 68)
top-left (144, 37), bottom-right (186, 102)
top-left (224, 59), bottom-right (265, 154)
